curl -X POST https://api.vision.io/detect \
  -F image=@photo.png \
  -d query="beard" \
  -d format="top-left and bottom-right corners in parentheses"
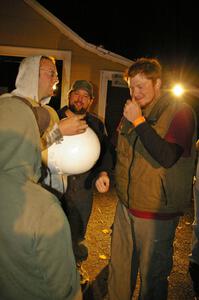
top-left (69, 104), bottom-right (87, 115)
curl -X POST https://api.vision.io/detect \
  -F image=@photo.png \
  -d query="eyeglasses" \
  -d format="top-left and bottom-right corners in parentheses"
top-left (40, 68), bottom-right (58, 79)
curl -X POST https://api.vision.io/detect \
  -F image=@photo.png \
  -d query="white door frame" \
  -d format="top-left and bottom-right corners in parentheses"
top-left (98, 70), bottom-right (124, 121)
top-left (0, 45), bottom-right (71, 107)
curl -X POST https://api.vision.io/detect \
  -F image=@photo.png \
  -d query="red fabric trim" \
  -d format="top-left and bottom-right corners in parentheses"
top-left (128, 208), bottom-right (182, 220)
top-left (164, 106), bottom-right (195, 157)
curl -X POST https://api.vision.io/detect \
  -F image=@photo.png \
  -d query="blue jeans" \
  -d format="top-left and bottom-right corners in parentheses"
top-left (108, 201), bottom-right (179, 300)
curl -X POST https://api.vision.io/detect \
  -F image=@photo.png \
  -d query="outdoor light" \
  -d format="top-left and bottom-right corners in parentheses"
top-left (172, 83), bottom-right (185, 97)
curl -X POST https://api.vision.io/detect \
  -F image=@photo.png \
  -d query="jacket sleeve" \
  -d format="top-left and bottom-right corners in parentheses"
top-left (40, 106), bottom-right (63, 150)
top-left (134, 105), bottom-right (195, 168)
top-left (135, 122), bottom-right (183, 168)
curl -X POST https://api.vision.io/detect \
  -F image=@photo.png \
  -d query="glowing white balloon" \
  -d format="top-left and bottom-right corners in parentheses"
top-left (47, 127), bottom-right (101, 175)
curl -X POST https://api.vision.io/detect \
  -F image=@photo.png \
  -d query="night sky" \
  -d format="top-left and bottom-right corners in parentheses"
top-left (37, 0), bottom-right (199, 86)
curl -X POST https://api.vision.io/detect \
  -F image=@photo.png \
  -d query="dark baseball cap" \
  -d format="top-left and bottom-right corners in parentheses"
top-left (69, 80), bottom-right (94, 98)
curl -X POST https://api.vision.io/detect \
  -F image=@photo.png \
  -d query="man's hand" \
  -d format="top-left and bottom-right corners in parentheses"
top-left (59, 114), bottom-right (88, 136)
top-left (123, 99), bottom-right (142, 122)
top-left (95, 171), bottom-right (110, 193)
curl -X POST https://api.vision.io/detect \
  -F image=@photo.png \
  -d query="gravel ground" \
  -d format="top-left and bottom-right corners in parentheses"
top-left (82, 186), bottom-right (195, 300)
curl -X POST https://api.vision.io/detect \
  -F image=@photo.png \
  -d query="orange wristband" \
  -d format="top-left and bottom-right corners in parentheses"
top-left (132, 116), bottom-right (145, 127)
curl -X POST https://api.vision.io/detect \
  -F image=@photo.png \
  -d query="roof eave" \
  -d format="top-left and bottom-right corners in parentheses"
top-left (24, 0), bottom-right (133, 66)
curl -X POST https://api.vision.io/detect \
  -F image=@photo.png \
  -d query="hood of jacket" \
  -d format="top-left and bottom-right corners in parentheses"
top-left (11, 55), bottom-right (51, 105)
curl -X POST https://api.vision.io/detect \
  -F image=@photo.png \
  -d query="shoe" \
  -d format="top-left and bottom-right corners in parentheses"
top-left (77, 263), bottom-right (90, 295)
top-left (74, 243), bottom-right (88, 263)
top-left (81, 280), bottom-right (90, 295)
top-left (189, 262), bottom-right (199, 297)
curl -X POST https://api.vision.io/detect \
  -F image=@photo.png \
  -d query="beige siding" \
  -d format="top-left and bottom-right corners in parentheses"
top-left (0, 0), bottom-right (131, 113)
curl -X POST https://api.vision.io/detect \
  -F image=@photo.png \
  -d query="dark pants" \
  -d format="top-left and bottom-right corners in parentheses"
top-left (61, 187), bottom-right (93, 262)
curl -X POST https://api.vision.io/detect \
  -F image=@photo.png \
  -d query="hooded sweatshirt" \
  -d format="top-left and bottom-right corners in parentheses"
top-left (0, 68), bottom-right (81, 299)
top-left (11, 55), bottom-right (62, 150)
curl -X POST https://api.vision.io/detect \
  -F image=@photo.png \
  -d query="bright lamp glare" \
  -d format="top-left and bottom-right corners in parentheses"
top-left (172, 84), bottom-right (184, 97)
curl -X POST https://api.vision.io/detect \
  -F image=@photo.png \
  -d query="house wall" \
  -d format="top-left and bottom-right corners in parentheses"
top-left (0, 0), bottom-right (129, 113)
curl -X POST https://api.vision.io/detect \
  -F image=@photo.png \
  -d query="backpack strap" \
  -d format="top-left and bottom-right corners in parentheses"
top-left (13, 96), bottom-right (50, 136)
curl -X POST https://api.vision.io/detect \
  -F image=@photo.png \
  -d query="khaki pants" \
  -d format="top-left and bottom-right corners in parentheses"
top-left (108, 201), bottom-right (179, 300)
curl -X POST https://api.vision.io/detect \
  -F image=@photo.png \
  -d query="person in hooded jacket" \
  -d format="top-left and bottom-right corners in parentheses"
top-left (11, 55), bottom-right (88, 150)
top-left (0, 55), bottom-right (83, 299)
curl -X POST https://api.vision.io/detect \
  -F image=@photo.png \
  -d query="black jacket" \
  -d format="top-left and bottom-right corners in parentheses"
top-left (57, 106), bottom-right (113, 190)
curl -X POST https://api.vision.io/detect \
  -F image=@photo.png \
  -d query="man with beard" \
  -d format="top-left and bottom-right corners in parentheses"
top-left (57, 80), bottom-right (112, 285)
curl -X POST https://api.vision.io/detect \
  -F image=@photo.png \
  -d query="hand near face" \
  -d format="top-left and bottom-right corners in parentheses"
top-left (123, 99), bottom-right (142, 123)
top-left (95, 172), bottom-right (110, 193)
top-left (59, 114), bottom-right (88, 136)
